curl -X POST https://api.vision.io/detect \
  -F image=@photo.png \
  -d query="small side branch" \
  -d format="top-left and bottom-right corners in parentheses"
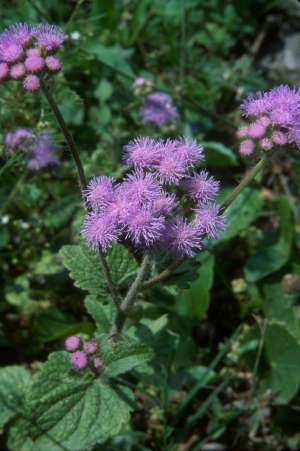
top-left (110, 254), bottom-right (150, 339)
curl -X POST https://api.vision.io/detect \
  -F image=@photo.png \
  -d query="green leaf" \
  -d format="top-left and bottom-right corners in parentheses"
top-left (265, 322), bottom-right (300, 402)
top-left (9, 352), bottom-right (132, 451)
top-left (263, 283), bottom-right (299, 338)
top-left (176, 252), bottom-right (214, 319)
top-left (85, 295), bottom-right (114, 333)
top-left (203, 141), bottom-right (238, 167)
top-left (102, 339), bottom-right (153, 378)
top-left (0, 366), bottom-right (31, 428)
top-left (94, 79), bottom-right (113, 102)
top-left (32, 307), bottom-right (93, 343)
top-left (218, 188), bottom-right (263, 243)
top-left (60, 242), bottom-right (137, 298)
top-left (245, 197), bottom-right (293, 282)
top-left (85, 43), bottom-right (134, 78)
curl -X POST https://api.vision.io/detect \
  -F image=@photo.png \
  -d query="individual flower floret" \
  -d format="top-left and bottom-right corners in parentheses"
top-left (156, 151), bottom-right (187, 184)
top-left (174, 138), bottom-right (204, 166)
top-left (167, 217), bottom-right (202, 257)
top-left (65, 335), bottom-right (80, 352)
top-left (272, 130), bottom-right (288, 145)
top-left (0, 62), bottom-right (9, 80)
top-left (24, 55), bottom-right (45, 73)
top-left (248, 122), bottom-right (266, 139)
top-left (239, 139), bottom-right (254, 156)
top-left (123, 137), bottom-right (161, 168)
top-left (140, 92), bottom-right (178, 126)
top-left (83, 176), bottom-right (116, 211)
top-left (32, 24), bottom-right (67, 50)
top-left (81, 212), bottom-right (119, 251)
top-left (260, 138), bottom-right (273, 151)
top-left (152, 192), bottom-right (178, 215)
top-left (236, 125), bottom-right (249, 138)
top-left (184, 170), bottom-right (220, 204)
top-left (125, 209), bottom-right (165, 247)
top-left (94, 357), bottom-right (103, 369)
top-left (83, 341), bottom-right (97, 354)
top-left (241, 91), bottom-right (271, 117)
top-left (121, 169), bottom-right (162, 204)
top-left (10, 63), bottom-right (26, 79)
top-left (195, 203), bottom-right (225, 239)
top-left (71, 351), bottom-right (88, 369)
top-left (23, 74), bottom-right (40, 91)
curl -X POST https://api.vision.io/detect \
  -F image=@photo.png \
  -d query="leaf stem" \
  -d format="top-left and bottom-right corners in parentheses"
top-left (40, 80), bottom-right (87, 191)
top-left (110, 254), bottom-right (150, 339)
top-left (143, 157), bottom-right (267, 289)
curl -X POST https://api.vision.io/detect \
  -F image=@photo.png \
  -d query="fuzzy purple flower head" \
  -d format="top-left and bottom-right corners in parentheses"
top-left (238, 85), bottom-right (300, 156)
top-left (70, 351), bottom-right (88, 370)
top-left (0, 22), bottom-right (66, 91)
top-left (65, 335), bottom-right (80, 352)
top-left (4, 128), bottom-right (60, 171)
top-left (81, 137), bottom-right (225, 257)
top-left (141, 92), bottom-right (178, 126)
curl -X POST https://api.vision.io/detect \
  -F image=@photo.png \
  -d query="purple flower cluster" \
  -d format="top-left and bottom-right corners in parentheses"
top-left (64, 335), bottom-right (102, 370)
top-left (238, 85), bottom-right (300, 156)
top-left (0, 23), bottom-right (66, 91)
top-left (81, 137), bottom-right (225, 258)
top-left (4, 128), bottom-right (59, 170)
top-left (140, 92), bottom-right (178, 126)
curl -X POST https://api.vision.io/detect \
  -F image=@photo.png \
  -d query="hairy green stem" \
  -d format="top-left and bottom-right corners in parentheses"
top-left (99, 252), bottom-right (120, 308)
top-left (143, 157), bottom-right (267, 289)
top-left (41, 80), bottom-right (87, 191)
top-left (110, 254), bottom-right (150, 338)
top-left (220, 157), bottom-right (267, 212)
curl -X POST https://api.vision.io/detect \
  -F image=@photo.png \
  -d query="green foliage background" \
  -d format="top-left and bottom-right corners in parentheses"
top-left (1, 1), bottom-right (300, 450)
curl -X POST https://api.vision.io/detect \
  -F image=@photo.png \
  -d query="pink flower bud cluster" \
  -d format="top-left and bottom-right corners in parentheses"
top-left (133, 77), bottom-right (153, 96)
top-left (0, 23), bottom-right (66, 91)
top-left (4, 128), bottom-right (59, 171)
top-left (64, 335), bottom-right (102, 370)
top-left (81, 137), bottom-right (225, 258)
top-left (237, 85), bottom-right (300, 156)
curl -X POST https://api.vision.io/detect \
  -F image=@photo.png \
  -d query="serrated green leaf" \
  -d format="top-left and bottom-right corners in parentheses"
top-left (9, 352), bottom-right (132, 451)
top-left (60, 242), bottom-right (138, 299)
top-left (245, 197), bottom-right (293, 282)
top-left (218, 188), bottom-right (263, 243)
top-left (103, 340), bottom-right (153, 378)
top-left (0, 366), bottom-right (31, 428)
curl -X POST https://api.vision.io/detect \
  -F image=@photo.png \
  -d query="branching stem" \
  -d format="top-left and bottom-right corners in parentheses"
top-left (110, 254), bottom-right (150, 338)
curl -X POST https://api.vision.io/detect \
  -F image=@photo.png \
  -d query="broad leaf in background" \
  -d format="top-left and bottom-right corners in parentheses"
top-left (263, 283), bottom-right (299, 339)
top-left (265, 321), bottom-right (300, 403)
top-left (60, 242), bottom-right (137, 298)
top-left (84, 43), bottom-right (134, 78)
top-left (9, 352), bottom-right (133, 451)
top-left (218, 188), bottom-right (263, 243)
top-left (32, 307), bottom-right (93, 343)
top-left (0, 366), bottom-right (31, 428)
top-left (245, 197), bottom-right (293, 282)
top-left (203, 141), bottom-right (238, 167)
top-left (176, 252), bottom-right (215, 319)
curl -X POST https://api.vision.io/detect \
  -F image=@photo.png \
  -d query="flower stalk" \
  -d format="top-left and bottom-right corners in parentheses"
top-left (41, 79), bottom-right (87, 191)
top-left (110, 254), bottom-right (150, 339)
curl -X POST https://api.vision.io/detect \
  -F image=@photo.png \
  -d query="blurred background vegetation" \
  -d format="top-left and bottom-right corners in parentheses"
top-left (2, 0), bottom-right (300, 450)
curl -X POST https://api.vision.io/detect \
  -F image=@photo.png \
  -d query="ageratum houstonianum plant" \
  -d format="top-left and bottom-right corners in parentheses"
top-left (2, 21), bottom-right (300, 451)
